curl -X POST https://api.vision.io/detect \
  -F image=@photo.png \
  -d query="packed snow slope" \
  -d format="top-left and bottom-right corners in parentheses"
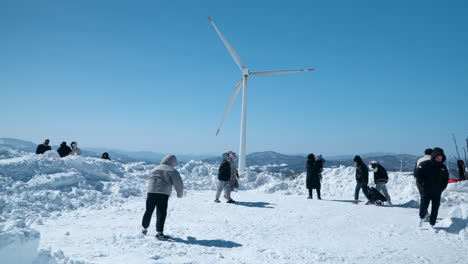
top-left (0, 149), bottom-right (467, 263)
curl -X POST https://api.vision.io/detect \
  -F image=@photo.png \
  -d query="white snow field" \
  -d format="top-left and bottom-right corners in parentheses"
top-left (1, 150), bottom-right (467, 264)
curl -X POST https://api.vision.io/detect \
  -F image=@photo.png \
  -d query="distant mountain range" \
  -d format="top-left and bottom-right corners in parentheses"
top-left (0, 138), bottom-right (460, 174)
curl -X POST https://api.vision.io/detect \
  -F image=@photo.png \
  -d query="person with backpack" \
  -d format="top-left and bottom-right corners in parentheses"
top-left (142, 154), bottom-right (184, 240)
top-left (70, 141), bottom-right (82, 156)
top-left (369, 161), bottom-right (392, 205)
top-left (306, 154), bottom-right (322, 199)
top-left (215, 152), bottom-right (236, 203)
top-left (57, 142), bottom-right (72, 158)
top-left (353, 155), bottom-right (369, 204)
top-left (36, 139), bottom-right (52, 154)
top-left (415, 147), bottom-right (449, 229)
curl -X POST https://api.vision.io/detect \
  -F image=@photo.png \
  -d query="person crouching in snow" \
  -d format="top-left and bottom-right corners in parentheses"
top-left (306, 154), bottom-right (322, 199)
top-left (369, 161), bottom-right (392, 205)
top-left (353, 155), bottom-right (369, 204)
top-left (215, 152), bottom-right (236, 203)
top-left (415, 147), bottom-right (449, 230)
top-left (142, 154), bottom-right (184, 240)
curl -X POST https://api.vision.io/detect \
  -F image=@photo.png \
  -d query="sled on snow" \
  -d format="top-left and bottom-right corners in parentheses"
top-left (362, 185), bottom-right (387, 206)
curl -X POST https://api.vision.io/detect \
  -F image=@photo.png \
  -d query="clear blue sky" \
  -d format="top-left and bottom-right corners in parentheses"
top-left (1, 0), bottom-right (467, 156)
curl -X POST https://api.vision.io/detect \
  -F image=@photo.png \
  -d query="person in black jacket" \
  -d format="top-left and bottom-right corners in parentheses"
top-left (369, 161), bottom-right (392, 205)
top-left (102, 152), bottom-right (111, 160)
top-left (214, 152), bottom-right (235, 203)
top-left (306, 154), bottom-right (322, 199)
top-left (415, 147), bottom-right (449, 229)
top-left (353, 155), bottom-right (369, 204)
top-left (36, 139), bottom-right (52, 154)
top-left (57, 142), bottom-right (72, 158)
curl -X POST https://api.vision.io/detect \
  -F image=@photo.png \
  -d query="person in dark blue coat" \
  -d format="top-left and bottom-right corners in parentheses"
top-left (415, 147), bottom-right (449, 229)
top-left (306, 154), bottom-right (321, 199)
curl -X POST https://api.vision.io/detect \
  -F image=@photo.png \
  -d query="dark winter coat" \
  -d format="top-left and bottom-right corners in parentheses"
top-left (36, 144), bottom-right (51, 154)
top-left (306, 154), bottom-right (321, 189)
top-left (371, 163), bottom-right (388, 184)
top-left (218, 160), bottom-right (231, 181)
top-left (457, 160), bottom-right (466, 180)
top-left (354, 156), bottom-right (369, 185)
top-left (415, 148), bottom-right (449, 195)
top-left (57, 143), bottom-right (72, 158)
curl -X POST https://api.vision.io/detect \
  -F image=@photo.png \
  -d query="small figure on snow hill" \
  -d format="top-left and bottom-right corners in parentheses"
top-left (142, 154), bottom-right (184, 240)
top-left (36, 139), bottom-right (52, 154)
top-left (57, 141), bottom-right (72, 158)
top-left (415, 147), bottom-right (449, 230)
top-left (306, 153), bottom-right (322, 200)
top-left (214, 152), bottom-right (236, 204)
top-left (369, 161), bottom-right (392, 205)
top-left (101, 152), bottom-right (111, 160)
top-left (70, 141), bottom-right (82, 156)
top-left (353, 155), bottom-right (369, 204)
top-left (414, 148), bottom-right (433, 198)
top-left (456, 160), bottom-right (466, 181)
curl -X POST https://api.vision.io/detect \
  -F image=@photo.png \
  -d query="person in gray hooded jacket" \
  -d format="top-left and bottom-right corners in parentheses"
top-left (141, 154), bottom-right (184, 240)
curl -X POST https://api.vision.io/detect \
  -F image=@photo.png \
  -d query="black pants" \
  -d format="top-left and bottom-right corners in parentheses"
top-left (142, 193), bottom-right (169, 232)
top-left (419, 193), bottom-right (441, 226)
top-left (308, 185), bottom-right (321, 199)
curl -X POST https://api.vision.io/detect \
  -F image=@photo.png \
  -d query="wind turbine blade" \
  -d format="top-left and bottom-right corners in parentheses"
top-left (216, 77), bottom-right (243, 136)
top-left (250, 69), bottom-right (315, 77)
top-left (208, 17), bottom-right (245, 70)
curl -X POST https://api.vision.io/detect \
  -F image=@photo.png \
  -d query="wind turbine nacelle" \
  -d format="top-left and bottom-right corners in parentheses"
top-left (242, 68), bottom-right (250, 76)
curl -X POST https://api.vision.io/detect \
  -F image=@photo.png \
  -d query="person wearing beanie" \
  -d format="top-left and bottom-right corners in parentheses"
top-left (353, 155), bottom-right (369, 204)
top-left (306, 153), bottom-right (322, 199)
top-left (102, 152), bottom-right (111, 160)
top-left (415, 147), bottom-right (449, 230)
top-left (142, 154), bottom-right (184, 240)
top-left (36, 139), bottom-right (52, 154)
top-left (369, 161), bottom-right (392, 205)
top-left (57, 141), bottom-right (72, 158)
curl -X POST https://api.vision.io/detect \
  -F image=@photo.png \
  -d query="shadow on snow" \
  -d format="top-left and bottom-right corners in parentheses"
top-left (170, 236), bottom-right (242, 248)
top-left (233, 201), bottom-right (275, 208)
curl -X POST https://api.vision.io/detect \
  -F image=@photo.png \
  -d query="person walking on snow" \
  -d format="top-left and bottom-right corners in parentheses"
top-left (306, 153), bottom-right (322, 199)
top-left (36, 139), bottom-right (52, 154)
top-left (215, 152), bottom-right (236, 203)
top-left (70, 141), bottom-right (82, 156)
top-left (414, 148), bottom-right (433, 201)
top-left (353, 155), bottom-right (369, 204)
top-left (415, 147), bottom-right (449, 230)
top-left (57, 142), bottom-right (72, 158)
top-left (142, 154), bottom-right (184, 240)
top-left (369, 161), bottom-right (392, 205)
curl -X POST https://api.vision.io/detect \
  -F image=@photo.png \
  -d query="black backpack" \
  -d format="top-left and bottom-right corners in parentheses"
top-left (218, 161), bottom-right (231, 181)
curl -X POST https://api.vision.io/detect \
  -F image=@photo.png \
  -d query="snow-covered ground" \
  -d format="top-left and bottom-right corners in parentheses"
top-left (1, 149), bottom-right (467, 263)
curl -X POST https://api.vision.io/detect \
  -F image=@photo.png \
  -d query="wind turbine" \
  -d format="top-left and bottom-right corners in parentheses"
top-left (208, 17), bottom-right (315, 176)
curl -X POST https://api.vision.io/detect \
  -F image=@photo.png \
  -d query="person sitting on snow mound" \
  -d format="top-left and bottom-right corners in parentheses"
top-left (36, 139), bottom-right (52, 154)
top-left (57, 141), bottom-right (72, 158)
top-left (101, 152), bottom-right (111, 160)
top-left (141, 154), bottom-right (184, 240)
top-left (70, 141), bottom-right (82, 156)
top-left (214, 151), bottom-right (237, 204)
top-left (415, 147), bottom-right (449, 230)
